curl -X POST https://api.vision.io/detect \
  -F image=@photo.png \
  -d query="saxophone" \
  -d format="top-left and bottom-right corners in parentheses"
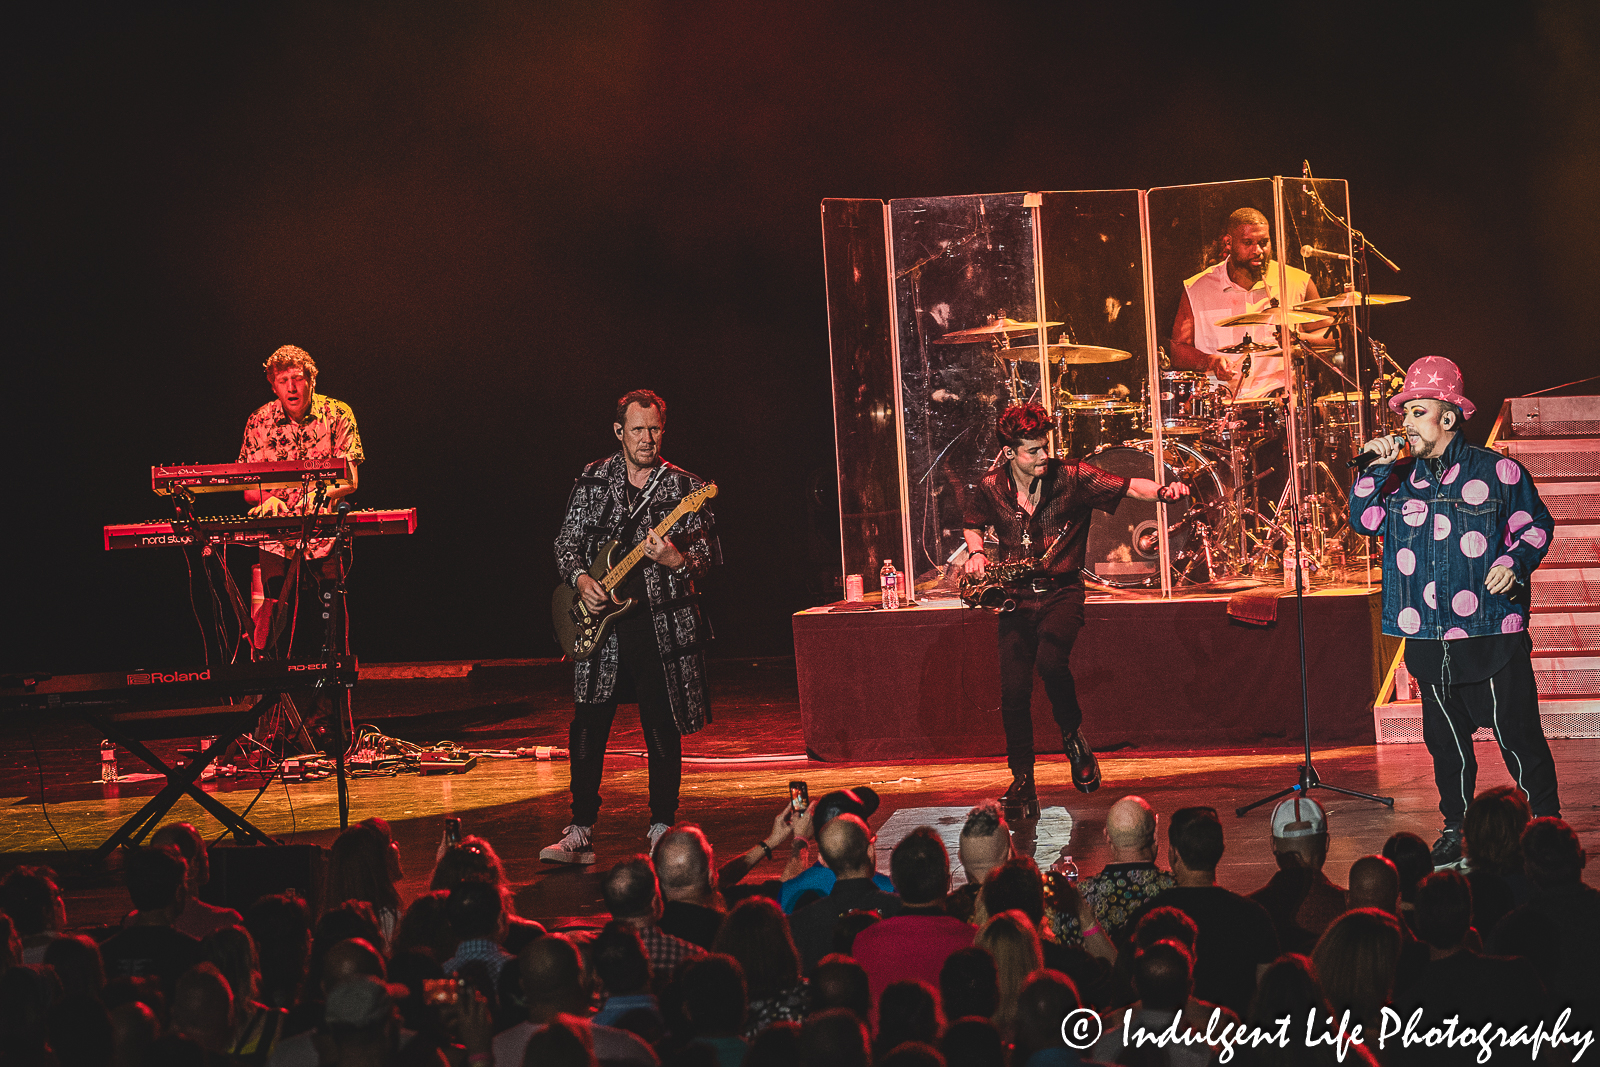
top-left (958, 558), bottom-right (1040, 612)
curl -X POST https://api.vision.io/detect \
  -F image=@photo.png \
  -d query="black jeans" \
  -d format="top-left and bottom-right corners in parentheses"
top-left (569, 619), bottom-right (682, 827)
top-left (997, 586), bottom-right (1087, 778)
top-left (1420, 649), bottom-right (1560, 827)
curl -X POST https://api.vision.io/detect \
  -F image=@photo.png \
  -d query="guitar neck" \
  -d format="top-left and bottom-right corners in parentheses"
top-left (600, 498), bottom-right (696, 592)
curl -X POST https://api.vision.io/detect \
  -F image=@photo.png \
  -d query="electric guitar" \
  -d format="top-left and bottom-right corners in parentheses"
top-left (551, 482), bottom-right (718, 660)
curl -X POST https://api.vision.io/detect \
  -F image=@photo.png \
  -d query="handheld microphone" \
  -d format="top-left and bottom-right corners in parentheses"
top-left (1348, 434), bottom-right (1408, 470)
top-left (1302, 245), bottom-right (1353, 262)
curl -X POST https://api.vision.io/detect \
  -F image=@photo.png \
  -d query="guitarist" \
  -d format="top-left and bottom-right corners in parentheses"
top-left (545, 389), bottom-right (720, 865)
top-left (962, 402), bottom-right (1187, 812)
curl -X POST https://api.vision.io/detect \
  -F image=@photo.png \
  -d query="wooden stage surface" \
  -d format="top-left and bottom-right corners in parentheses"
top-left (2, 659), bottom-right (1595, 927)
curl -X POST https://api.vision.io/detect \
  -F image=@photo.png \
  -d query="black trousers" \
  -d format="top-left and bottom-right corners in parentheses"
top-left (257, 549), bottom-right (348, 753)
top-left (569, 620), bottom-right (682, 827)
top-left (1420, 649), bottom-right (1560, 827)
top-left (997, 586), bottom-right (1087, 777)
top-left (257, 550), bottom-right (343, 659)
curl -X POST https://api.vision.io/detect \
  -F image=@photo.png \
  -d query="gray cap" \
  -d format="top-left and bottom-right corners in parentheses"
top-left (1271, 796), bottom-right (1327, 839)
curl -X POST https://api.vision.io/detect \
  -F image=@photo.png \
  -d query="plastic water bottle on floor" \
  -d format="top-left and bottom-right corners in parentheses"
top-left (100, 740), bottom-right (117, 783)
top-left (880, 560), bottom-right (899, 610)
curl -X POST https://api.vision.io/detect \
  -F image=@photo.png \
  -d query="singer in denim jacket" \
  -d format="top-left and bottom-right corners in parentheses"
top-left (1350, 432), bottom-right (1554, 640)
top-left (1349, 355), bottom-right (1561, 865)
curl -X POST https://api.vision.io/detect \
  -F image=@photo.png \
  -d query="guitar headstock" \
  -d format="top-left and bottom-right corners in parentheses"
top-left (683, 482), bottom-right (718, 510)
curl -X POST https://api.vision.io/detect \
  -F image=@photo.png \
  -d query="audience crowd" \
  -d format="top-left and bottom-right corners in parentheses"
top-left (0, 786), bottom-right (1595, 1067)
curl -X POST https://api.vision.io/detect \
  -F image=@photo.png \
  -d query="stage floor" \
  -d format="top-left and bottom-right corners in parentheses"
top-left (2, 659), bottom-right (1594, 930)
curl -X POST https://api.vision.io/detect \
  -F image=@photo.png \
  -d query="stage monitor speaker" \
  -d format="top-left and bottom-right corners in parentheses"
top-left (200, 844), bottom-right (328, 915)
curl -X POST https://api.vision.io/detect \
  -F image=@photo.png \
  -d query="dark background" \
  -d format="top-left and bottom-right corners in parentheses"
top-left (8, 1), bottom-right (1597, 674)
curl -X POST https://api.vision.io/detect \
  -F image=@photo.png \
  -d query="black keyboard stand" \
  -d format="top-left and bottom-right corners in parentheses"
top-left (85, 693), bottom-right (283, 860)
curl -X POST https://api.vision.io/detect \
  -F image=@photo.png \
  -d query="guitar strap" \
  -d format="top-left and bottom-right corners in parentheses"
top-left (624, 464), bottom-right (667, 528)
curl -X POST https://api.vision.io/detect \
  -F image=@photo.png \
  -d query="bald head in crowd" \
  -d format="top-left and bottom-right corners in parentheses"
top-left (819, 814), bottom-right (875, 879)
top-left (959, 802), bottom-right (1012, 888)
top-left (520, 934), bottom-right (591, 1020)
top-left (655, 827), bottom-right (715, 904)
top-left (603, 856), bottom-right (662, 922)
top-left (1347, 856), bottom-right (1401, 914)
top-left (1105, 796), bottom-right (1158, 861)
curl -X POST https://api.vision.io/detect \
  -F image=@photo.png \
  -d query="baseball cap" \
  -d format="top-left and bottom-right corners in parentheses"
top-left (814, 787), bottom-right (880, 826)
top-left (1271, 796), bottom-right (1327, 839)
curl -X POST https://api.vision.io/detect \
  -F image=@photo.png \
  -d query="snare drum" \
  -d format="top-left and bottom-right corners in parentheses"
top-left (1060, 401), bottom-right (1142, 457)
top-left (1145, 371), bottom-right (1220, 435)
top-left (1211, 398), bottom-right (1284, 443)
top-left (1314, 391), bottom-right (1363, 433)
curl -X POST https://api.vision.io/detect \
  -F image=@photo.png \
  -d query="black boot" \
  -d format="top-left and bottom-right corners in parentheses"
top-left (1430, 827), bottom-right (1462, 868)
top-left (1000, 773), bottom-right (1040, 821)
top-left (1062, 728), bottom-right (1101, 794)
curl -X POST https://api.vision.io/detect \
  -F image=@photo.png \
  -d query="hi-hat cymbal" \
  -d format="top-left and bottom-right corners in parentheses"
top-left (1218, 338), bottom-right (1280, 355)
top-left (1002, 343), bottom-right (1133, 365)
top-left (1215, 309), bottom-right (1322, 328)
top-left (1295, 292), bottom-right (1411, 310)
top-left (933, 316), bottom-right (1064, 343)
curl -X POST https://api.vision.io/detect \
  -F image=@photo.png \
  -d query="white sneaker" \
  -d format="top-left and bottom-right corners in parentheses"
top-left (540, 824), bottom-right (595, 865)
top-left (647, 823), bottom-right (670, 855)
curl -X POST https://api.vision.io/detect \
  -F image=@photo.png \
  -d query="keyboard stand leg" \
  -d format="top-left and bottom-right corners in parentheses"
top-left (89, 693), bottom-right (282, 860)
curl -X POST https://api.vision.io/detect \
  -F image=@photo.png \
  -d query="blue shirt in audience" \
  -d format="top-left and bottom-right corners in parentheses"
top-left (780, 863), bottom-right (894, 914)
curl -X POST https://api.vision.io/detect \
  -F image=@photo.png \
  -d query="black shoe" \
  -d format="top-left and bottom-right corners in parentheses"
top-left (1062, 728), bottom-right (1101, 794)
top-left (1430, 828), bottom-right (1462, 868)
top-left (1000, 774), bottom-right (1040, 820)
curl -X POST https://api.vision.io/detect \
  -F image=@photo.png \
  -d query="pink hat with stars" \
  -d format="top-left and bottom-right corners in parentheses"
top-left (1389, 355), bottom-right (1475, 421)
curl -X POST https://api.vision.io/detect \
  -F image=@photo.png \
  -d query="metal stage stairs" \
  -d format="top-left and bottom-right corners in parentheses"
top-left (1374, 394), bottom-right (1600, 743)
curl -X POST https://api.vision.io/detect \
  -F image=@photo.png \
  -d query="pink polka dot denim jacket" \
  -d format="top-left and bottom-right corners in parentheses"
top-left (1348, 433), bottom-right (1555, 640)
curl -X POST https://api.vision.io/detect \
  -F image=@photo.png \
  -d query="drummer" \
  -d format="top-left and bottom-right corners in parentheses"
top-left (1169, 207), bottom-right (1333, 401)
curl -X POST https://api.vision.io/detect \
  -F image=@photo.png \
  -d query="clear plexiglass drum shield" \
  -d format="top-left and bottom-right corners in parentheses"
top-left (822, 199), bottom-right (904, 592)
top-left (889, 193), bottom-right (1040, 581)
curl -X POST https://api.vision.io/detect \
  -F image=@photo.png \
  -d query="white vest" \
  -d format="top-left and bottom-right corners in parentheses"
top-left (1183, 260), bottom-right (1312, 400)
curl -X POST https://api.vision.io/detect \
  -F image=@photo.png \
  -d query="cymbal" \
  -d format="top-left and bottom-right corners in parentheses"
top-left (1295, 292), bottom-right (1411, 310)
top-left (932, 316), bottom-right (1063, 343)
top-left (1218, 338), bottom-right (1280, 355)
top-left (1215, 309), bottom-right (1322, 328)
top-left (1003, 344), bottom-right (1133, 365)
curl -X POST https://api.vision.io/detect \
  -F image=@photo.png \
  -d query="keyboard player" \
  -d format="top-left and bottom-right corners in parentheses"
top-left (239, 345), bottom-right (364, 655)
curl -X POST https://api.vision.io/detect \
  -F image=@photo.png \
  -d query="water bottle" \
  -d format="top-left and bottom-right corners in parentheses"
top-left (100, 740), bottom-right (117, 783)
top-left (880, 560), bottom-right (899, 610)
top-left (1394, 661), bottom-right (1417, 701)
top-left (200, 736), bottom-right (218, 781)
top-left (1282, 548), bottom-right (1316, 589)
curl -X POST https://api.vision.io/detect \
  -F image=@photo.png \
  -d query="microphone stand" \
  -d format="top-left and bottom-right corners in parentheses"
top-left (1236, 318), bottom-right (1393, 820)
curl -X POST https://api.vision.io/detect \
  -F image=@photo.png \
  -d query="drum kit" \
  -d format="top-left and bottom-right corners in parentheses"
top-left (936, 291), bottom-right (1412, 588)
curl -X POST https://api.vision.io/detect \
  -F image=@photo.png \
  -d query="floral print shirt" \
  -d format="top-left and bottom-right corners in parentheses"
top-left (237, 393), bottom-right (363, 558)
top-left (1052, 862), bottom-right (1175, 945)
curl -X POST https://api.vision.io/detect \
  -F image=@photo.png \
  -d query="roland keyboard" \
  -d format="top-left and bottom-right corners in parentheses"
top-left (1, 655), bottom-right (359, 710)
top-left (151, 459), bottom-right (353, 496)
top-left (104, 508), bottom-right (418, 550)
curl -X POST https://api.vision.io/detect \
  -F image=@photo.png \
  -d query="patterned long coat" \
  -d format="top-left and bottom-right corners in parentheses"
top-left (553, 453), bottom-right (720, 735)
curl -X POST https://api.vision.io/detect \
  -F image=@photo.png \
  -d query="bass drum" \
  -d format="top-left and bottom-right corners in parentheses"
top-left (1081, 441), bottom-right (1228, 587)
